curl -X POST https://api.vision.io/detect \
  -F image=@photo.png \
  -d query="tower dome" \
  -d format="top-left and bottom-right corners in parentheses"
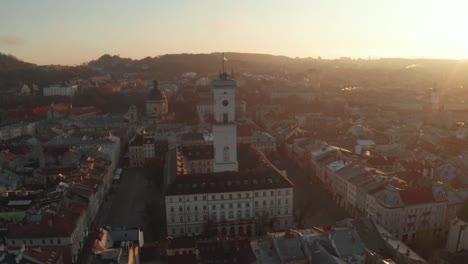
top-left (148, 80), bottom-right (166, 101)
top-left (146, 80), bottom-right (168, 118)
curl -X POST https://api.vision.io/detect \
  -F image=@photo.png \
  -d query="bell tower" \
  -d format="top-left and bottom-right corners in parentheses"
top-left (212, 69), bottom-right (238, 172)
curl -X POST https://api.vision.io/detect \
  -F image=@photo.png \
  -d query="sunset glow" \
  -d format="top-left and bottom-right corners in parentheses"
top-left (0, 0), bottom-right (467, 65)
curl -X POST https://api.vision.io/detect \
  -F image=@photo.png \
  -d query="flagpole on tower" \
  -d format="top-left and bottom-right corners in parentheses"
top-left (222, 52), bottom-right (225, 74)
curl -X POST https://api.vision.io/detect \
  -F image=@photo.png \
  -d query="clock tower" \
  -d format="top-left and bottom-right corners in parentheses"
top-left (212, 72), bottom-right (238, 172)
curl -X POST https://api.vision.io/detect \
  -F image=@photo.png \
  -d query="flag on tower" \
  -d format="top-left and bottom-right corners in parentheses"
top-left (223, 55), bottom-right (228, 62)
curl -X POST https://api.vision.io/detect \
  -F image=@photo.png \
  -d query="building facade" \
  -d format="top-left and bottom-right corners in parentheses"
top-left (43, 84), bottom-right (78, 97)
top-left (165, 73), bottom-right (294, 238)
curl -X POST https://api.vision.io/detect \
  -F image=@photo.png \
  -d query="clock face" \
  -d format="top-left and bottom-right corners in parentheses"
top-left (222, 100), bottom-right (229, 106)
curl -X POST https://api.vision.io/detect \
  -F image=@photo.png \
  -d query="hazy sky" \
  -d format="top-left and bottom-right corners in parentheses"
top-left (1, 0), bottom-right (467, 65)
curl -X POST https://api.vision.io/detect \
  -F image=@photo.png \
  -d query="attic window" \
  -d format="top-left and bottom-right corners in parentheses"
top-left (192, 184), bottom-right (197, 188)
top-left (243, 180), bottom-right (248, 185)
top-left (227, 181), bottom-right (232, 186)
top-left (178, 184), bottom-right (182, 189)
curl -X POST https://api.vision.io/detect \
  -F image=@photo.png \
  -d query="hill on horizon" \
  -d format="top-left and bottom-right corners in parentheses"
top-left (1, 51), bottom-right (468, 90)
top-left (0, 53), bottom-right (35, 71)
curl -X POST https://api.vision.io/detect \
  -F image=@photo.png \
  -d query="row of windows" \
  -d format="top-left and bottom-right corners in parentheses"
top-left (170, 190), bottom-right (292, 203)
top-left (10, 238), bottom-right (62, 246)
top-left (191, 161), bottom-right (212, 165)
top-left (170, 219), bottom-right (290, 235)
top-left (191, 167), bottom-right (211, 173)
top-left (172, 226), bottom-right (201, 235)
top-left (170, 208), bottom-right (291, 224)
top-left (170, 199), bottom-right (290, 213)
top-left (253, 142), bottom-right (275, 147)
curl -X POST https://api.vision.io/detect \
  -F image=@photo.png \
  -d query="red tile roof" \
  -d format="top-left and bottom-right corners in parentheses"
top-left (52, 103), bottom-right (70, 113)
top-left (0, 150), bottom-right (17, 161)
top-left (237, 123), bottom-right (261, 137)
top-left (36, 167), bottom-right (77, 176)
top-left (7, 204), bottom-right (86, 238)
top-left (399, 189), bottom-right (435, 205)
top-left (71, 106), bottom-right (101, 116)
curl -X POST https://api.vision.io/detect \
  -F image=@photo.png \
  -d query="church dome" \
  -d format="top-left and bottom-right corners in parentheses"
top-left (148, 80), bottom-right (166, 101)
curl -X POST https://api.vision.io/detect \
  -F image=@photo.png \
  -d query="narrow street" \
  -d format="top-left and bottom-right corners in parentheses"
top-left (280, 155), bottom-right (349, 227)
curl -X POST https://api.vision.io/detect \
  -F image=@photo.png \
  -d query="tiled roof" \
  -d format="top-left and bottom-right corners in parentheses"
top-left (71, 106), bottom-right (101, 116)
top-left (399, 189), bottom-right (435, 205)
top-left (399, 160), bottom-right (433, 170)
top-left (166, 169), bottom-right (292, 196)
top-left (7, 203), bottom-right (85, 238)
top-left (52, 103), bottom-right (70, 113)
top-left (23, 247), bottom-right (63, 264)
top-left (367, 156), bottom-right (396, 166)
top-left (330, 228), bottom-right (366, 258)
top-left (237, 123), bottom-right (261, 137)
top-left (180, 132), bottom-right (205, 142)
top-left (197, 237), bottom-right (255, 264)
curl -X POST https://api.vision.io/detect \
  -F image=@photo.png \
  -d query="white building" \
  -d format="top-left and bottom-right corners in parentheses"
top-left (165, 182), bottom-right (293, 237)
top-left (43, 84), bottom-right (78, 97)
top-left (164, 72), bottom-right (294, 238)
top-left (366, 184), bottom-right (447, 243)
top-left (446, 217), bottom-right (468, 253)
top-left (143, 138), bottom-right (156, 158)
top-left (0, 122), bottom-right (36, 141)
